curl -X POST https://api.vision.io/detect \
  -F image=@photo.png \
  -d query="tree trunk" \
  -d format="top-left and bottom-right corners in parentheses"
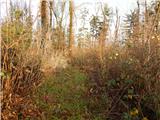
top-left (49, 0), bottom-right (53, 28)
top-left (40, 0), bottom-right (48, 51)
top-left (69, 0), bottom-right (74, 56)
top-left (99, 22), bottom-right (108, 61)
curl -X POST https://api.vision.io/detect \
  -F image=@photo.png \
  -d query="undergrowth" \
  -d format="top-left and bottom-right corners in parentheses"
top-left (34, 67), bottom-right (89, 120)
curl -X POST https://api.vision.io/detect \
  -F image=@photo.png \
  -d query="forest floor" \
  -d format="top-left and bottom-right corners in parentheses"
top-left (34, 66), bottom-right (91, 120)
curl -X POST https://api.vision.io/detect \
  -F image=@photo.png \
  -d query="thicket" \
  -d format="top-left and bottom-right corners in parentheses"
top-left (1, 0), bottom-right (160, 120)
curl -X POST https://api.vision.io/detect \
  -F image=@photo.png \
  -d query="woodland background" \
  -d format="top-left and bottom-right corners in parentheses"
top-left (1, 0), bottom-right (160, 120)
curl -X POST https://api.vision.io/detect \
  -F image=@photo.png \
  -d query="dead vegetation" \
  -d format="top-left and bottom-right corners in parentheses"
top-left (1, 0), bottom-right (160, 120)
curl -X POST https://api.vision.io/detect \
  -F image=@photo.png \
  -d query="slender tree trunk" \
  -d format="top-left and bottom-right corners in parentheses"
top-left (69, 0), bottom-right (74, 56)
top-left (114, 9), bottom-right (120, 42)
top-left (98, 4), bottom-right (109, 61)
top-left (40, 0), bottom-right (48, 51)
top-left (99, 22), bottom-right (108, 61)
top-left (49, 0), bottom-right (53, 28)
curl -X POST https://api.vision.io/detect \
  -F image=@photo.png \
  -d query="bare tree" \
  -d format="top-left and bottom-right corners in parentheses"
top-left (69, 0), bottom-right (74, 56)
top-left (99, 3), bottom-right (110, 61)
top-left (40, 0), bottom-right (49, 50)
top-left (49, 0), bottom-right (53, 28)
top-left (52, 0), bottom-right (66, 50)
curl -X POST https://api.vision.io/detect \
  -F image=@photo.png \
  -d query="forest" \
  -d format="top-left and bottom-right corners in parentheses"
top-left (1, 0), bottom-right (160, 120)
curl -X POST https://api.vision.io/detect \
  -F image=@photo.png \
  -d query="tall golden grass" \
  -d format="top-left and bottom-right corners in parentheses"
top-left (1, 0), bottom-right (160, 119)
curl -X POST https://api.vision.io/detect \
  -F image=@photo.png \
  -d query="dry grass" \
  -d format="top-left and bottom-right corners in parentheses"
top-left (1, 0), bottom-right (160, 120)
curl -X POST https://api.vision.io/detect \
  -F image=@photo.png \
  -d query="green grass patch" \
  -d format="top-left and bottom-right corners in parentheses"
top-left (34, 66), bottom-right (88, 120)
